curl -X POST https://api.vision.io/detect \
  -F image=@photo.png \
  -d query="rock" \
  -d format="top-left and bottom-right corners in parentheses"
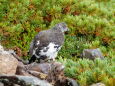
top-left (90, 83), bottom-right (105, 86)
top-left (0, 51), bottom-right (18, 75)
top-left (16, 61), bottom-right (65, 85)
top-left (16, 62), bottom-right (31, 76)
top-left (26, 62), bottom-right (65, 83)
top-left (18, 75), bottom-right (52, 86)
top-left (28, 70), bottom-right (47, 79)
top-left (14, 84), bottom-right (20, 86)
top-left (26, 61), bottom-right (64, 75)
top-left (16, 61), bottom-right (65, 84)
top-left (0, 82), bottom-right (4, 86)
top-left (0, 75), bottom-right (52, 86)
top-left (82, 48), bottom-right (104, 60)
top-left (46, 62), bottom-right (65, 83)
top-left (55, 78), bottom-right (79, 86)
top-left (26, 62), bottom-right (51, 74)
top-left (16, 62), bottom-right (49, 78)
top-left (67, 78), bottom-right (79, 86)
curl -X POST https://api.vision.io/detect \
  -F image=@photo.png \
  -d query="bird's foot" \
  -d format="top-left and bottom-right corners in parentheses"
top-left (38, 58), bottom-right (55, 63)
top-left (47, 58), bottom-right (55, 63)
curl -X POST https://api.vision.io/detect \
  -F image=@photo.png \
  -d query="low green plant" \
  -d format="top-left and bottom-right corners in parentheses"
top-left (58, 57), bottom-right (115, 86)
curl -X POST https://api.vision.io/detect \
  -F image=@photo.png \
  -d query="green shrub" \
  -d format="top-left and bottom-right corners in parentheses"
top-left (58, 57), bottom-right (115, 86)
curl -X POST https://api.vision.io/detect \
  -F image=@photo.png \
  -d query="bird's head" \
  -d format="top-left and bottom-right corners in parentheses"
top-left (54, 22), bottom-right (69, 33)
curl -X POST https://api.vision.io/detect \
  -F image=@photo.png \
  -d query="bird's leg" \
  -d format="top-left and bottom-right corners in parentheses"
top-left (39, 58), bottom-right (55, 63)
top-left (47, 58), bottom-right (55, 63)
top-left (52, 58), bottom-right (55, 61)
top-left (36, 58), bottom-right (41, 63)
top-left (50, 58), bottom-right (55, 61)
top-left (29, 55), bottom-right (36, 64)
top-left (39, 59), bottom-right (45, 63)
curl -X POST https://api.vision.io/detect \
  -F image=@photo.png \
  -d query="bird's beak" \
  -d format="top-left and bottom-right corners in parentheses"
top-left (65, 31), bottom-right (69, 34)
top-left (65, 28), bottom-right (69, 34)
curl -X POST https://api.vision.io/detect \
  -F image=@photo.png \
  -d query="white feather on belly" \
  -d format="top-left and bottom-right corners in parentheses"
top-left (40, 43), bottom-right (60, 60)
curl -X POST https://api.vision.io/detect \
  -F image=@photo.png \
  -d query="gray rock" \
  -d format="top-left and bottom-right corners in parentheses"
top-left (90, 83), bottom-right (105, 86)
top-left (18, 76), bottom-right (52, 86)
top-left (82, 48), bottom-right (104, 60)
top-left (0, 75), bottom-right (52, 86)
top-left (27, 62), bottom-right (64, 74)
top-left (0, 82), bottom-right (4, 86)
top-left (16, 62), bottom-right (31, 76)
top-left (16, 61), bottom-right (65, 84)
top-left (54, 78), bottom-right (79, 86)
top-left (0, 46), bottom-right (18, 75)
top-left (26, 62), bottom-right (65, 83)
top-left (14, 84), bottom-right (20, 86)
top-left (67, 78), bottom-right (79, 86)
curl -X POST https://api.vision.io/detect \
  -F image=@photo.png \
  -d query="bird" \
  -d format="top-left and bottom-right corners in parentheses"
top-left (29, 22), bottom-right (69, 63)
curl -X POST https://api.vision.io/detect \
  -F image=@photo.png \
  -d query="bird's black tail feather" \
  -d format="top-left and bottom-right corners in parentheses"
top-left (29, 55), bottom-right (37, 64)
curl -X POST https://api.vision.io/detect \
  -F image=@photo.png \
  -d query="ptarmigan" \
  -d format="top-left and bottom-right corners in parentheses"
top-left (29, 22), bottom-right (69, 63)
